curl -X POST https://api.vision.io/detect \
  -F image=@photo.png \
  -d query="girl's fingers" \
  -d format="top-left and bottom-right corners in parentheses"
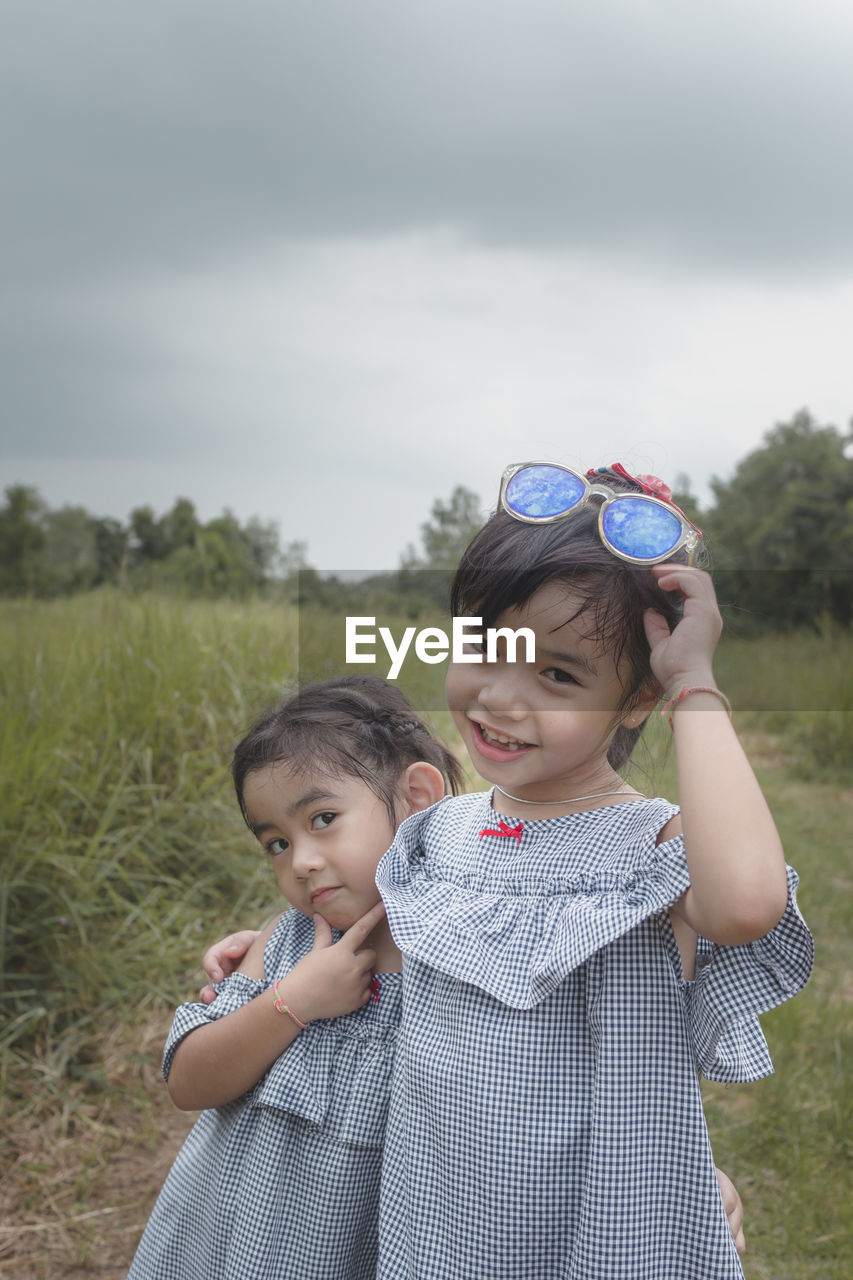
top-left (650, 563), bottom-right (703, 598)
top-left (643, 608), bottom-right (671, 651)
top-left (651, 563), bottom-right (720, 611)
top-left (649, 564), bottom-right (722, 639)
top-left (342, 900), bottom-right (387, 951)
top-left (202, 930), bottom-right (260, 981)
top-left (310, 914), bottom-right (334, 950)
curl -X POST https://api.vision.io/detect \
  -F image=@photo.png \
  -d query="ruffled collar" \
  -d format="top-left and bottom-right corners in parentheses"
top-left (376, 791), bottom-right (689, 1007)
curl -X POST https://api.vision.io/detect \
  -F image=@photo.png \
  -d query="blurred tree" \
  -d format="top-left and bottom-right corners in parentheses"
top-left (244, 516), bottom-right (284, 578)
top-left (93, 517), bottom-right (129, 587)
top-left (0, 487), bottom-right (290, 598)
top-left (399, 485), bottom-right (484, 606)
top-left (705, 410), bottom-right (853, 630)
top-left (201, 511), bottom-right (265, 595)
top-left (41, 506), bottom-right (98, 594)
top-left (125, 502), bottom-right (284, 596)
top-left (130, 505), bottom-right (170, 562)
top-left (0, 485), bottom-right (47, 594)
top-left (404, 485), bottom-right (484, 570)
top-left (160, 497), bottom-right (199, 553)
top-left (281, 539), bottom-right (309, 585)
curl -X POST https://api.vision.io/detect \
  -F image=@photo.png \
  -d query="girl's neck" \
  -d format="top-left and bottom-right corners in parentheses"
top-left (369, 914), bottom-right (402, 973)
top-left (489, 772), bottom-right (642, 822)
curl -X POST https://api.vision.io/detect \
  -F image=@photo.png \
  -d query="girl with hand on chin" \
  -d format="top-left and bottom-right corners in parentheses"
top-left (127, 677), bottom-right (457, 1280)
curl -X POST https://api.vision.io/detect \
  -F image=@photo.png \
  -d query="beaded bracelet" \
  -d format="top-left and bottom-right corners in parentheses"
top-left (661, 685), bottom-right (732, 730)
top-left (272, 979), bottom-right (309, 1029)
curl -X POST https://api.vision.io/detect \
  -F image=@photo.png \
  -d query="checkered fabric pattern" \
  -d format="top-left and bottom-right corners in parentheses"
top-left (375, 792), bottom-right (814, 1279)
top-left (127, 909), bottom-right (401, 1280)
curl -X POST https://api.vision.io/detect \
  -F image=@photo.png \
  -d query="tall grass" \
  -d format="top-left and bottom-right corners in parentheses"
top-left (2, 593), bottom-right (851, 1277)
top-left (0, 592), bottom-right (460, 1091)
top-left (1, 592), bottom-right (299, 1077)
top-left (633, 662), bottom-right (852, 1278)
top-left (712, 624), bottom-right (853, 781)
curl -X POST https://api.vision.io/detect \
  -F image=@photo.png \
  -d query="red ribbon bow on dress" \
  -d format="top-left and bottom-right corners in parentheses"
top-left (479, 820), bottom-right (524, 843)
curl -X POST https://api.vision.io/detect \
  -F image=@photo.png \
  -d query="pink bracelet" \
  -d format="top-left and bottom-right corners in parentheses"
top-left (272, 979), bottom-right (309, 1029)
top-left (661, 685), bottom-right (732, 729)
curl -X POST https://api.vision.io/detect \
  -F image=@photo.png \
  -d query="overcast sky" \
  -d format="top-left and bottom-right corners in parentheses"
top-left (3, 0), bottom-right (852, 569)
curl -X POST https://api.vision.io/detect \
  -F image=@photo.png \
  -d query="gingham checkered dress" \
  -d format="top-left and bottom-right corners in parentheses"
top-left (127, 909), bottom-right (401, 1280)
top-left (375, 792), bottom-right (813, 1280)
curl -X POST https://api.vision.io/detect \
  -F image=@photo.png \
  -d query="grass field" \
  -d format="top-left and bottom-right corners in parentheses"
top-left (1, 591), bottom-right (850, 1277)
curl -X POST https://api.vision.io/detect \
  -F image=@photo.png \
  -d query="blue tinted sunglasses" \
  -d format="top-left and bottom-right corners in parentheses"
top-left (499, 462), bottom-right (702, 566)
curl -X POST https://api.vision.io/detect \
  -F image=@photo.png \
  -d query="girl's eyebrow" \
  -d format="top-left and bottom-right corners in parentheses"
top-left (250, 787), bottom-right (341, 836)
top-left (250, 819), bottom-right (280, 838)
top-left (288, 786), bottom-right (341, 814)
top-left (538, 645), bottom-right (599, 677)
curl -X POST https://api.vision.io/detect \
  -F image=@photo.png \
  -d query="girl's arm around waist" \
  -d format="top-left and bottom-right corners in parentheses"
top-left (167, 903), bottom-right (385, 1110)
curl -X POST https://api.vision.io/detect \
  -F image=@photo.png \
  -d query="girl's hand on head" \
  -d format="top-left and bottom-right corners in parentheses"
top-left (199, 930), bottom-right (262, 1003)
top-left (276, 902), bottom-right (387, 1024)
top-left (643, 564), bottom-right (723, 696)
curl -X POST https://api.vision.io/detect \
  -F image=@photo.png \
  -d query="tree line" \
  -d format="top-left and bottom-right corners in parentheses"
top-left (2, 411), bottom-right (851, 630)
top-left (0, 491), bottom-right (299, 599)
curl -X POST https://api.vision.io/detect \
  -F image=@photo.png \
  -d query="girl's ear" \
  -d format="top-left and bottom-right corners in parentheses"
top-left (398, 762), bottom-right (446, 816)
top-left (621, 685), bottom-right (660, 730)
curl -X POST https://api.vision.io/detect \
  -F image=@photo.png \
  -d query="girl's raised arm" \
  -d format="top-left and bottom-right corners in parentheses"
top-left (167, 903), bottom-right (386, 1110)
top-left (645, 565), bottom-right (789, 945)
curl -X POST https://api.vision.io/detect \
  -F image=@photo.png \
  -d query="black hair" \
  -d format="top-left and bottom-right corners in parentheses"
top-left (451, 467), bottom-right (707, 770)
top-left (232, 676), bottom-right (462, 827)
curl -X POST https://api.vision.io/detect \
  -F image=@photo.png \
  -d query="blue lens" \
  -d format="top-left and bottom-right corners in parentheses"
top-left (504, 466), bottom-right (586, 520)
top-left (601, 497), bottom-right (682, 560)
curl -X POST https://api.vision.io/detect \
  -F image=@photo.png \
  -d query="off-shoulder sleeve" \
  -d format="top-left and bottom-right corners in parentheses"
top-left (162, 970), bottom-right (269, 1081)
top-left (686, 864), bottom-right (814, 1082)
top-left (161, 908), bottom-right (300, 1080)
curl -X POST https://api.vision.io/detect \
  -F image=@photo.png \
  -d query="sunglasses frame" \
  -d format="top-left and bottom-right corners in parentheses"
top-left (499, 462), bottom-right (701, 567)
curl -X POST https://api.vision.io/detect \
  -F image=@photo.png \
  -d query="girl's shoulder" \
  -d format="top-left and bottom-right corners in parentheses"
top-left (262, 906), bottom-right (316, 976)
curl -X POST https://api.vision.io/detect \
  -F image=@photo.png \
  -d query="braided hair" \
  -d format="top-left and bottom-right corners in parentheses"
top-left (233, 676), bottom-right (462, 826)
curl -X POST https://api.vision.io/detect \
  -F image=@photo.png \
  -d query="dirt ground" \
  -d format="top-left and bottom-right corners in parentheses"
top-left (0, 1018), bottom-right (196, 1279)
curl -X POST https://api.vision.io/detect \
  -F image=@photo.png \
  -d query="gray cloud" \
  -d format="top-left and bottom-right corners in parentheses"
top-left (3, 0), bottom-right (852, 569)
top-left (3, 0), bottom-right (853, 288)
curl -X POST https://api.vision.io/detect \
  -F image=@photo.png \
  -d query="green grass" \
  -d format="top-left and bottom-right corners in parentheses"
top-left (0, 593), bottom-right (296, 1064)
top-left (712, 624), bottom-right (853, 781)
top-left (635, 712), bottom-right (852, 1279)
top-left (1, 592), bottom-right (851, 1277)
top-left (700, 775), bottom-right (852, 1278)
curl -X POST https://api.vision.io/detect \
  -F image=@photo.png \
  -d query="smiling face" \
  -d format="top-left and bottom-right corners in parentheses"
top-left (445, 582), bottom-right (651, 810)
top-left (241, 765), bottom-right (400, 932)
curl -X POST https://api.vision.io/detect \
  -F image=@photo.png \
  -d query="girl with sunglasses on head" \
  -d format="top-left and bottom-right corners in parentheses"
top-left (127, 677), bottom-right (457, 1280)
top-left (202, 463), bottom-right (809, 1277)
top-left (366, 461), bottom-right (812, 1279)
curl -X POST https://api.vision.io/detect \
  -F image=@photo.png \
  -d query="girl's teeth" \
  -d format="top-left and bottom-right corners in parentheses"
top-left (480, 724), bottom-right (526, 749)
